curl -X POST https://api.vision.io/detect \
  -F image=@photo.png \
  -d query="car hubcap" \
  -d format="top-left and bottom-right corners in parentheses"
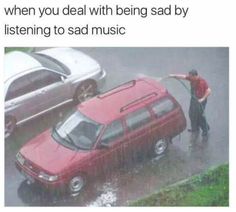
top-left (5, 118), bottom-right (14, 137)
top-left (69, 176), bottom-right (84, 193)
top-left (77, 84), bottom-right (94, 102)
top-left (155, 139), bottom-right (168, 155)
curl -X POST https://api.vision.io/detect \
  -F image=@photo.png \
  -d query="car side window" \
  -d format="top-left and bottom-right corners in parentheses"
top-left (5, 70), bottom-right (62, 101)
top-left (101, 120), bottom-right (124, 145)
top-left (151, 98), bottom-right (175, 118)
top-left (28, 70), bottom-right (61, 90)
top-left (126, 108), bottom-right (151, 131)
top-left (5, 76), bottom-right (32, 101)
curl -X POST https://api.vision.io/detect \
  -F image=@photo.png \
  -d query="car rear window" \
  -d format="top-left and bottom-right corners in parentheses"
top-left (29, 53), bottom-right (70, 75)
top-left (126, 108), bottom-right (151, 131)
top-left (151, 98), bottom-right (175, 118)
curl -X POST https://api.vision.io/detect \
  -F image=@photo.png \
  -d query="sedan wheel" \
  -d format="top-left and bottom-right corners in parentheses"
top-left (69, 175), bottom-right (85, 196)
top-left (154, 138), bottom-right (169, 156)
top-left (5, 117), bottom-right (16, 138)
top-left (74, 81), bottom-right (97, 103)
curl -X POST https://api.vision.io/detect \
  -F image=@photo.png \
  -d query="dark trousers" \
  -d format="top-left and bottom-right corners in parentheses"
top-left (188, 98), bottom-right (209, 134)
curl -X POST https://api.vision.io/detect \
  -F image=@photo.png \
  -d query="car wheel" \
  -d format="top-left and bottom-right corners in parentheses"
top-left (154, 138), bottom-right (169, 156)
top-left (74, 81), bottom-right (97, 103)
top-left (69, 175), bottom-right (86, 196)
top-left (5, 116), bottom-right (16, 138)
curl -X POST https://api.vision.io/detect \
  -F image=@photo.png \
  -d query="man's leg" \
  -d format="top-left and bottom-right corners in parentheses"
top-left (188, 98), bottom-right (200, 132)
top-left (199, 100), bottom-right (209, 136)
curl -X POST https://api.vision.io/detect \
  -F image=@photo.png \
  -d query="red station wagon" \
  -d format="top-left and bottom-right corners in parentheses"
top-left (15, 77), bottom-right (186, 196)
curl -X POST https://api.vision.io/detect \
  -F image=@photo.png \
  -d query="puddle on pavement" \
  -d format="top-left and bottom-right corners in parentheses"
top-left (87, 182), bottom-right (118, 207)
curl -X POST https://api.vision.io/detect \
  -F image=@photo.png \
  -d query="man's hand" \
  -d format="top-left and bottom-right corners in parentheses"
top-left (199, 88), bottom-right (211, 103)
top-left (168, 74), bottom-right (187, 80)
top-left (198, 98), bottom-right (205, 103)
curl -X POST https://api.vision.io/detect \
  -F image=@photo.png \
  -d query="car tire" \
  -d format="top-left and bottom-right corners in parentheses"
top-left (154, 138), bottom-right (169, 156)
top-left (74, 80), bottom-right (97, 103)
top-left (5, 116), bottom-right (16, 138)
top-left (68, 175), bottom-right (86, 196)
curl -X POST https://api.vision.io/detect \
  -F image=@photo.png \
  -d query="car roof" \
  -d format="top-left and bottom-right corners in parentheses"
top-left (4, 51), bottom-right (42, 82)
top-left (78, 77), bottom-right (168, 124)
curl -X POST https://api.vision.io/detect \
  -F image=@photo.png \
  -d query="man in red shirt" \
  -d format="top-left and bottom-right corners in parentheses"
top-left (169, 70), bottom-right (211, 137)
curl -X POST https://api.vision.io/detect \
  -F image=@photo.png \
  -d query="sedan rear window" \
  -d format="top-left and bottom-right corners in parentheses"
top-left (29, 53), bottom-right (70, 75)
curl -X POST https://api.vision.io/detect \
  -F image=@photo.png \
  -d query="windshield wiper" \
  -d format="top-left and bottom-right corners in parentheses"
top-left (51, 127), bottom-right (76, 150)
top-left (64, 131), bottom-right (79, 149)
top-left (52, 126), bottom-right (61, 138)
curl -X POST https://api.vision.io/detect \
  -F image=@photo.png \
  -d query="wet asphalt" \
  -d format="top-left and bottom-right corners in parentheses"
top-left (5, 47), bottom-right (229, 206)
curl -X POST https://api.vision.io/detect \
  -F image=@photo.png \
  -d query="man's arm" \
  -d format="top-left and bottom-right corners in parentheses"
top-left (169, 74), bottom-right (187, 80)
top-left (199, 88), bottom-right (211, 103)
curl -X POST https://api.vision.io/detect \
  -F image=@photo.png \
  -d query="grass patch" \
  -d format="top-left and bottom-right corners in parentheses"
top-left (130, 164), bottom-right (229, 206)
top-left (5, 47), bottom-right (33, 53)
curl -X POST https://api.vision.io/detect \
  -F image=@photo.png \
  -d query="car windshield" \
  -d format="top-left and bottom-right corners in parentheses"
top-left (29, 53), bottom-right (70, 75)
top-left (54, 111), bottom-right (103, 150)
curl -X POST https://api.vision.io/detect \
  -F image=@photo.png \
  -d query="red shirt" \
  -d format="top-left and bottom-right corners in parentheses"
top-left (186, 76), bottom-right (209, 98)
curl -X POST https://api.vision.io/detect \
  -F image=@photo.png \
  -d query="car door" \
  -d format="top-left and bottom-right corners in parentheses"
top-left (124, 107), bottom-right (153, 163)
top-left (149, 97), bottom-right (178, 140)
top-left (5, 74), bottom-right (41, 123)
top-left (89, 120), bottom-right (127, 175)
top-left (27, 69), bottom-right (70, 113)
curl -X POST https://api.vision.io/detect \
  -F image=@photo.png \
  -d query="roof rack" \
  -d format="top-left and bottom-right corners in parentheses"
top-left (120, 92), bottom-right (158, 112)
top-left (97, 80), bottom-right (136, 99)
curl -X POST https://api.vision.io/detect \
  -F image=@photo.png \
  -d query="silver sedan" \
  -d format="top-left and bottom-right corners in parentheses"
top-left (5, 48), bottom-right (106, 138)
